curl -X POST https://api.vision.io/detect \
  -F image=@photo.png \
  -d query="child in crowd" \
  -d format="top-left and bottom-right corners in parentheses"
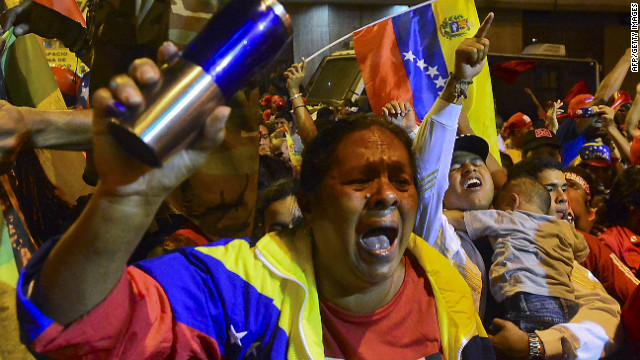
top-left (445, 176), bottom-right (589, 331)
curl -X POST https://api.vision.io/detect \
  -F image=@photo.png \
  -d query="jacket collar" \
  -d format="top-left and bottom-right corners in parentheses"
top-left (255, 228), bottom-right (481, 360)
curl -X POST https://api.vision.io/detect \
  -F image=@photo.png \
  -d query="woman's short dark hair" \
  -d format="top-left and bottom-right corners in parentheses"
top-left (299, 113), bottom-right (416, 197)
top-left (606, 166), bottom-right (640, 225)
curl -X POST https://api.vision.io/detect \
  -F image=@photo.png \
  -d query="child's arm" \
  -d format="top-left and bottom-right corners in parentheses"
top-left (462, 209), bottom-right (506, 240)
top-left (571, 228), bottom-right (590, 264)
top-left (443, 210), bottom-right (466, 231)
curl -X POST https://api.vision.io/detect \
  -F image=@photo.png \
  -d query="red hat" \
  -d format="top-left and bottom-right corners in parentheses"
top-left (568, 94), bottom-right (594, 120)
top-left (260, 95), bottom-right (273, 107)
top-left (503, 112), bottom-right (532, 137)
top-left (260, 95), bottom-right (287, 112)
top-left (631, 135), bottom-right (640, 166)
top-left (611, 90), bottom-right (632, 111)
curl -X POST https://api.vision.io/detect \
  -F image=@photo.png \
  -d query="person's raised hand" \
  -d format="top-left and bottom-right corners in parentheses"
top-left (596, 105), bottom-right (615, 130)
top-left (545, 99), bottom-right (563, 133)
top-left (382, 100), bottom-right (417, 133)
top-left (488, 318), bottom-right (532, 360)
top-left (284, 58), bottom-right (306, 96)
top-left (453, 12), bottom-right (493, 81)
top-left (92, 46), bottom-right (230, 198)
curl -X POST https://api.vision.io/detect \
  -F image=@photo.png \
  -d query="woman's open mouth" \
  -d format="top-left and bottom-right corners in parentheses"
top-left (358, 226), bottom-right (399, 258)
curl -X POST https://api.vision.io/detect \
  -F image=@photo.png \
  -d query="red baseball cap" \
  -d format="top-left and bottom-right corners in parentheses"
top-left (568, 94), bottom-right (594, 119)
top-left (631, 135), bottom-right (640, 166)
top-left (503, 112), bottom-right (532, 137)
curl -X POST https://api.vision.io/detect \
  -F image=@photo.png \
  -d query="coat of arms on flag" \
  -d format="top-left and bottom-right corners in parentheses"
top-left (351, 0), bottom-right (499, 163)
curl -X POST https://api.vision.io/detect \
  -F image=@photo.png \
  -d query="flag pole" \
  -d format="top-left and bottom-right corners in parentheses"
top-left (304, 0), bottom-right (437, 62)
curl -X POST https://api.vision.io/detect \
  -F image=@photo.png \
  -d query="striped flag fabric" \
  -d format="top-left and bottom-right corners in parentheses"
top-left (353, 0), bottom-right (500, 162)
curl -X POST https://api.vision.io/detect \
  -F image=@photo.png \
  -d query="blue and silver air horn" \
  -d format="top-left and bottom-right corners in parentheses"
top-left (108, 0), bottom-right (292, 167)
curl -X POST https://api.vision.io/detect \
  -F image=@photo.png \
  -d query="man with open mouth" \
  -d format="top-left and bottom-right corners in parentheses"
top-left (429, 139), bottom-right (621, 360)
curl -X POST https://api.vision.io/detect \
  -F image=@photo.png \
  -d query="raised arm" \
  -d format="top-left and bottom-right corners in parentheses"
top-left (625, 83), bottom-right (640, 140)
top-left (382, 100), bottom-right (419, 137)
top-left (593, 48), bottom-right (631, 105)
top-left (284, 58), bottom-right (317, 147)
top-left (524, 87), bottom-right (546, 120)
top-left (28, 51), bottom-right (230, 325)
top-left (599, 105), bottom-right (632, 163)
top-left (544, 100), bottom-right (563, 134)
top-left (412, 12), bottom-right (493, 242)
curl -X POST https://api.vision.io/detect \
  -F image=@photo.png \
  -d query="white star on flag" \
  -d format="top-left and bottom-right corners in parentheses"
top-left (416, 59), bottom-right (427, 71)
top-left (403, 50), bottom-right (416, 62)
top-left (435, 76), bottom-right (447, 88)
top-left (246, 342), bottom-right (261, 357)
top-left (426, 66), bottom-right (439, 78)
top-left (229, 325), bottom-right (248, 347)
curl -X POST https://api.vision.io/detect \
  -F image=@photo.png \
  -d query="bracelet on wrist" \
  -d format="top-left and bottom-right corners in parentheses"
top-left (528, 332), bottom-right (544, 360)
top-left (294, 104), bottom-right (307, 111)
top-left (290, 93), bottom-right (303, 101)
top-left (449, 72), bottom-right (473, 103)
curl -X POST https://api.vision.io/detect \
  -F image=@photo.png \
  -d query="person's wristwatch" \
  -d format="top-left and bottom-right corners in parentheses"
top-left (528, 332), bottom-right (544, 360)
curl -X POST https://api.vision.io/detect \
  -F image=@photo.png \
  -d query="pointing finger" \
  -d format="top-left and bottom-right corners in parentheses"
top-left (474, 12), bottom-right (494, 39)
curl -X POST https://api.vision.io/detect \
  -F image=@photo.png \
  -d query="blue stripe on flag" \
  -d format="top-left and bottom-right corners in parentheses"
top-left (136, 244), bottom-right (289, 358)
top-left (392, 4), bottom-right (449, 120)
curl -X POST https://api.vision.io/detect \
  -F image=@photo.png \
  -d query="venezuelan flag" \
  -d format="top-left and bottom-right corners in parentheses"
top-left (353, 0), bottom-right (499, 163)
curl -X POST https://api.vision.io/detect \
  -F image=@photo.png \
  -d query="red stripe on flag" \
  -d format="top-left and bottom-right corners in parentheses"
top-left (353, 18), bottom-right (413, 116)
top-left (33, 0), bottom-right (86, 27)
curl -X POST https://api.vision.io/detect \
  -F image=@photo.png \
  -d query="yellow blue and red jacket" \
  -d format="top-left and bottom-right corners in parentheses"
top-left (17, 228), bottom-right (494, 360)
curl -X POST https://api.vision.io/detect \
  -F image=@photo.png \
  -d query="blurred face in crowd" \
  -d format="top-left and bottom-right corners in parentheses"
top-left (444, 151), bottom-right (494, 211)
top-left (510, 126), bottom-right (532, 148)
top-left (565, 176), bottom-right (595, 232)
top-left (537, 169), bottom-right (569, 219)
top-left (582, 164), bottom-right (615, 194)
top-left (259, 124), bottom-right (271, 155)
top-left (307, 126), bottom-right (417, 295)
top-left (275, 116), bottom-right (291, 128)
top-left (526, 146), bottom-right (562, 163)
top-left (614, 104), bottom-right (630, 131)
top-left (263, 195), bottom-right (301, 234)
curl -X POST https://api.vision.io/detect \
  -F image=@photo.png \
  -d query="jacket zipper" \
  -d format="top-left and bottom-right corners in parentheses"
top-left (255, 248), bottom-right (314, 360)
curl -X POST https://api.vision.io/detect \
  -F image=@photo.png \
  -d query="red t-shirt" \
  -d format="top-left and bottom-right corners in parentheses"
top-left (320, 256), bottom-right (443, 360)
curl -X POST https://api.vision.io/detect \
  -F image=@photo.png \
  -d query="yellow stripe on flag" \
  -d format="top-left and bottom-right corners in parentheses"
top-left (432, 0), bottom-right (500, 164)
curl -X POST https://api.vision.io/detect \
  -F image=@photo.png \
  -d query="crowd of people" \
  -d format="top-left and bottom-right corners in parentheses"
top-left (0, 1), bottom-right (639, 359)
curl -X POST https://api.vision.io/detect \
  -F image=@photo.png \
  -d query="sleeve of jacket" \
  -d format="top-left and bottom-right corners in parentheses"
top-left (16, 238), bottom-right (223, 360)
top-left (536, 262), bottom-right (622, 360)
top-left (412, 99), bottom-right (462, 244)
top-left (580, 231), bottom-right (640, 303)
top-left (569, 228), bottom-right (590, 264)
